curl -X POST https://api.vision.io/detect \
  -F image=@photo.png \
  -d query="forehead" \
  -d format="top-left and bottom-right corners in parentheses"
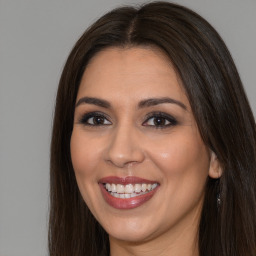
top-left (77, 47), bottom-right (189, 107)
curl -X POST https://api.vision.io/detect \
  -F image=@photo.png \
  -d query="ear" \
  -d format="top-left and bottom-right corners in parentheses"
top-left (208, 151), bottom-right (223, 179)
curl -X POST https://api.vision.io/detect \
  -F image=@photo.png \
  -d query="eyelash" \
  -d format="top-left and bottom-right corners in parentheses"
top-left (143, 112), bottom-right (177, 128)
top-left (78, 111), bottom-right (177, 129)
top-left (78, 112), bottom-right (111, 126)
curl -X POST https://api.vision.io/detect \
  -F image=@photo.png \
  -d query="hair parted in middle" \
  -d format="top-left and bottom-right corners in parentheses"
top-left (49, 2), bottom-right (256, 256)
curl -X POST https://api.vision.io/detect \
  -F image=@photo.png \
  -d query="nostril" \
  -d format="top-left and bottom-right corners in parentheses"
top-left (103, 127), bottom-right (145, 167)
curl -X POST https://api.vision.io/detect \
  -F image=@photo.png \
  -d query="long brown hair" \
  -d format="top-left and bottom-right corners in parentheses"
top-left (49, 2), bottom-right (256, 255)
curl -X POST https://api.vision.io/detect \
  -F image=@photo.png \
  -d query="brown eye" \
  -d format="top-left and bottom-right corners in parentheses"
top-left (146, 116), bottom-right (171, 127)
top-left (91, 116), bottom-right (105, 125)
top-left (153, 117), bottom-right (170, 126)
top-left (79, 112), bottom-right (111, 126)
top-left (143, 112), bottom-right (177, 128)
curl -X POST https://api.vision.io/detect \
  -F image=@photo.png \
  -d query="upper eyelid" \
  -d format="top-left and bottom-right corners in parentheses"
top-left (144, 112), bottom-right (177, 120)
top-left (77, 111), bottom-right (111, 124)
top-left (79, 111), bottom-right (110, 119)
top-left (77, 111), bottom-right (177, 125)
top-left (143, 112), bottom-right (178, 126)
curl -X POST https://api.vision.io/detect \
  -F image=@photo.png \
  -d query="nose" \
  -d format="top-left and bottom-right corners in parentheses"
top-left (104, 124), bottom-right (145, 168)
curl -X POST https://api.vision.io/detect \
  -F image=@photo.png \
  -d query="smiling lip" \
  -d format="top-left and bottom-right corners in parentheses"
top-left (98, 176), bottom-right (159, 209)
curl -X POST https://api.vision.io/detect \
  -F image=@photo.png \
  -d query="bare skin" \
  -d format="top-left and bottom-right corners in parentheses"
top-left (70, 46), bottom-right (222, 256)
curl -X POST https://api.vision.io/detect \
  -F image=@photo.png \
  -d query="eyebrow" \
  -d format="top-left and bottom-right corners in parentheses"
top-left (75, 96), bottom-right (187, 110)
top-left (76, 97), bottom-right (111, 108)
top-left (138, 97), bottom-right (187, 110)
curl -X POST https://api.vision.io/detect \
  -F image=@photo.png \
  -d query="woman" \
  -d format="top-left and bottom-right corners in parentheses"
top-left (49, 2), bottom-right (256, 256)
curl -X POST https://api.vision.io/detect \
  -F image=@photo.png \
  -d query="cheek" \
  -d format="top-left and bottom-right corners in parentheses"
top-left (70, 129), bottom-right (100, 176)
top-left (70, 130), bottom-right (103, 213)
top-left (146, 130), bottom-right (210, 182)
top-left (146, 131), bottom-right (210, 221)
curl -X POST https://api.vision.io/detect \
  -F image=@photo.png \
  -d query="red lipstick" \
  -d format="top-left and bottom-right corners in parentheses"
top-left (98, 176), bottom-right (159, 210)
top-left (99, 176), bottom-right (157, 185)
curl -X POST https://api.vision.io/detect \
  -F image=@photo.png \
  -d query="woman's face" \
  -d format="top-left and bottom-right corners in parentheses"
top-left (70, 47), bottom-right (220, 244)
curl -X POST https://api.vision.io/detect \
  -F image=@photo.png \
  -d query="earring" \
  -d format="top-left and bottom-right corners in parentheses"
top-left (217, 193), bottom-right (221, 208)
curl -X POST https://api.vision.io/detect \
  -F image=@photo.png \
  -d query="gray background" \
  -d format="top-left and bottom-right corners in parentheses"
top-left (0, 0), bottom-right (255, 255)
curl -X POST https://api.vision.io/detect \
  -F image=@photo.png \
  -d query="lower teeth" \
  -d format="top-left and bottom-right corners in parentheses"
top-left (110, 191), bottom-right (149, 199)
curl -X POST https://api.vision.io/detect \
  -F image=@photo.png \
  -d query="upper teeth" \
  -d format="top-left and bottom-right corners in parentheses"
top-left (105, 183), bottom-right (158, 194)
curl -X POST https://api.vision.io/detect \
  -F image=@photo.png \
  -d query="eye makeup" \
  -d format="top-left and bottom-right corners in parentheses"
top-left (143, 111), bottom-right (178, 129)
top-left (77, 110), bottom-right (178, 130)
top-left (78, 111), bottom-right (111, 126)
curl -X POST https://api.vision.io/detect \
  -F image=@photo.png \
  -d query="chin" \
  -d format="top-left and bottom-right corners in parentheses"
top-left (108, 228), bottom-right (154, 243)
top-left (101, 215), bottom-right (160, 243)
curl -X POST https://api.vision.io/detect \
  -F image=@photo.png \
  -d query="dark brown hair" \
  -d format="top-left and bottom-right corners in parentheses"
top-left (49, 2), bottom-right (256, 255)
